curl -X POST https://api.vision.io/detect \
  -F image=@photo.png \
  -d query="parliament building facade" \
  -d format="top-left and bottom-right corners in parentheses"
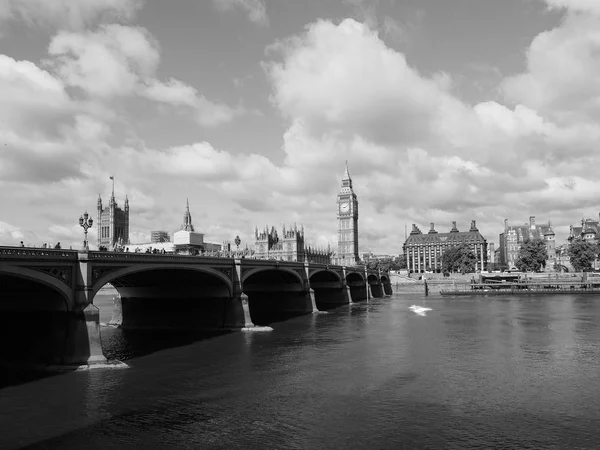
top-left (403, 221), bottom-right (488, 273)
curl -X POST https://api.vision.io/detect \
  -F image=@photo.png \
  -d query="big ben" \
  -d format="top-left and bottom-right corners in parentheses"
top-left (337, 163), bottom-right (359, 265)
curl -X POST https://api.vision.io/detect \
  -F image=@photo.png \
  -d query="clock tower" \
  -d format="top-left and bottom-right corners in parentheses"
top-left (337, 163), bottom-right (359, 265)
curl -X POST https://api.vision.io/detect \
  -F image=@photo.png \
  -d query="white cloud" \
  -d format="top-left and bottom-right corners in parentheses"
top-left (542, 0), bottom-right (600, 14)
top-left (261, 17), bottom-right (600, 249)
top-left (5, 11), bottom-right (600, 253)
top-left (46, 25), bottom-right (242, 126)
top-left (0, 0), bottom-right (142, 30)
top-left (48, 24), bottom-right (159, 97)
top-left (502, 14), bottom-right (600, 122)
top-left (212, 0), bottom-right (268, 26)
top-left (142, 78), bottom-right (243, 127)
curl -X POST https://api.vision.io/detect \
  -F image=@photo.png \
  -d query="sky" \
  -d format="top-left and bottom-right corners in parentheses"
top-left (0, 0), bottom-right (598, 254)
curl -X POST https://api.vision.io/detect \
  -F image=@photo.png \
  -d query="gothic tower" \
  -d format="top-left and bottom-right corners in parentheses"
top-left (337, 163), bottom-right (359, 265)
top-left (97, 178), bottom-right (129, 249)
top-left (182, 198), bottom-right (195, 232)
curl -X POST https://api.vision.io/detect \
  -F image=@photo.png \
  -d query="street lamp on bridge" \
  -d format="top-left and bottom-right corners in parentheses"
top-left (234, 235), bottom-right (241, 251)
top-left (79, 211), bottom-right (93, 250)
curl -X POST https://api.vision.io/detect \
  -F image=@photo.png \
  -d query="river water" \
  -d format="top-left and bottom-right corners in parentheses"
top-left (1, 293), bottom-right (600, 449)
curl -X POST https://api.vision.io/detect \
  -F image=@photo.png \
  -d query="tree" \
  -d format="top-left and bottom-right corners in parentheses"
top-left (515, 238), bottom-right (548, 272)
top-left (568, 240), bottom-right (598, 272)
top-left (441, 244), bottom-right (477, 274)
top-left (366, 256), bottom-right (404, 272)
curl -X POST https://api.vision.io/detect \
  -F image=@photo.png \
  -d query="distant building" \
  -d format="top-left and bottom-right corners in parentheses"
top-left (568, 216), bottom-right (600, 244)
top-left (254, 224), bottom-right (332, 263)
top-left (150, 230), bottom-right (170, 243)
top-left (97, 188), bottom-right (129, 249)
top-left (173, 200), bottom-right (205, 255)
top-left (403, 221), bottom-right (487, 273)
top-left (486, 242), bottom-right (495, 268)
top-left (499, 216), bottom-right (555, 270)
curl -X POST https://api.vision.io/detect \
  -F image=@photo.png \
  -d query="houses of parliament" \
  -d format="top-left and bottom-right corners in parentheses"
top-left (94, 166), bottom-right (362, 263)
top-left (253, 164), bottom-right (361, 265)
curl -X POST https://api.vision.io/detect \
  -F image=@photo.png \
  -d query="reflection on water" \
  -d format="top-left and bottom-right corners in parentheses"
top-left (1, 293), bottom-right (600, 449)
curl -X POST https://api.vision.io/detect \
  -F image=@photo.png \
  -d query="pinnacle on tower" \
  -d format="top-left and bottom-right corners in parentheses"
top-left (182, 199), bottom-right (194, 232)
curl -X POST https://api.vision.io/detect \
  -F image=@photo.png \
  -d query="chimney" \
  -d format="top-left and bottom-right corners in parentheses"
top-left (430, 222), bottom-right (435, 231)
top-left (529, 216), bottom-right (536, 229)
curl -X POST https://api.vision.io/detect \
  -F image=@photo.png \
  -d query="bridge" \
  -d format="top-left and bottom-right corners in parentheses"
top-left (0, 247), bottom-right (392, 368)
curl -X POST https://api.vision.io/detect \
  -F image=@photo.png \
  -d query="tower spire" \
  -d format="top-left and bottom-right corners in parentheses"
top-left (182, 199), bottom-right (194, 232)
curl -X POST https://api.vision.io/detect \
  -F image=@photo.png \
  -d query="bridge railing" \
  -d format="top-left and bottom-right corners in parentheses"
top-left (0, 246), bottom-right (78, 260)
top-left (86, 251), bottom-right (235, 265)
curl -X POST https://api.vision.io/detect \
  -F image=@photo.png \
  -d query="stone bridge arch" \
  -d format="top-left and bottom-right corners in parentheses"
top-left (90, 263), bottom-right (235, 330)
top-left (0, 267), bottom-right (93, 366)
top-left (91, 264), bottom-right (234, 298)
top-left (241, 266), bottom-right (312, 325)
top-left (380, 274), bottom-right (393, 296)
top-left (0, 265), bottom-right (73, 308)
top-left (241, 266), bottom-right (305, 287)
top-left (308, 268), bottom-right (346, 310)
top-left (345, 271), bottom-right (367, 302)
top-left (367, 273), bottom-right (384, 298)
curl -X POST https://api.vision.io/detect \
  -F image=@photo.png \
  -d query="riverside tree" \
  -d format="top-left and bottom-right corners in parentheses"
top-left (568, 240), bottom-right (598, 272)
top-left (366, 256), bottom-right (405, 272)
top-left (441, 244), bottom-right (477, 274)
top-left (515, 238), bottom-right (548, 272)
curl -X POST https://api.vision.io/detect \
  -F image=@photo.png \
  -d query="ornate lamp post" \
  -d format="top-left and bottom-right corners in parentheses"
top-left (234, 235), bottom-right (241, 250)
top-left (79, 210), bottom-right (93, 250)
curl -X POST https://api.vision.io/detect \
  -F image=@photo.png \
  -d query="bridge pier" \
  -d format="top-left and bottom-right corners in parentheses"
top-left (223, 293), bottom-right (255, 329)
top-left (63, 304), bottom-right (106, 365)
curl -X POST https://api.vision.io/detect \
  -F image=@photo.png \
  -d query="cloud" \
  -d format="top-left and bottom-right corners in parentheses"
top-left (142, 78), bottom-right (243, 127)
top-left (5, 12), bottom-right (600, 253)
top-left (502, 13), bottom-right (600, 125)
top-left (46, 24), bottom-right (242, 126)
top-left (0, 0), bottom-right (142, 30)
top-left (541, 0), bottom-right (600, 14)
top-left (212, 0), bottom-right (268, 26)
top-left (266, 19), bottom-right (460, 148)
top-left (261, 17), bottom-right (600, 249)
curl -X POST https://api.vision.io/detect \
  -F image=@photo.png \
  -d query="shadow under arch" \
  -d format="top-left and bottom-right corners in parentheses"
top-left (0, 271), bottom-right (90, 382)
top-left (380, 274), bottom-right (393, 296)
top-left (93, 265), bottom-right (234, 331)
top-left (346, 271), bottom-right (368, 302)
top-left (242, 268), bottom-right (312, 325)
top-left (309, 269), bottom-right (348, 310)
top-left (367, 274), bottom-right (384, 298)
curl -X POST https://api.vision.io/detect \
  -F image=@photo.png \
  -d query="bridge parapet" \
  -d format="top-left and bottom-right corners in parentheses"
top-left (87, 251), bottom-right (234, 265)
top-left (0, 246), bottom-right (78, 261)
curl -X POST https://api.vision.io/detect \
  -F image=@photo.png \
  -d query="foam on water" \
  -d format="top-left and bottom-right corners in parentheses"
top-left (75, 360), bottom-right (129, 371)
top-left (242, 326), bottom-right (273, 331)
top-left (409, 305), bottom-right (433, 316)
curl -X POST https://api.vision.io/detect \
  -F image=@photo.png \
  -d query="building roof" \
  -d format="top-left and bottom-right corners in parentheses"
top-left (404, 220), bottom-right (486, 246)
top-left (570, 219), bottom-right (600, 239)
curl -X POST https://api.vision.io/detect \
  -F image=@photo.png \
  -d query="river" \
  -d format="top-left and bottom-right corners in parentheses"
top-left (1, 293), bottom-right (599, 449)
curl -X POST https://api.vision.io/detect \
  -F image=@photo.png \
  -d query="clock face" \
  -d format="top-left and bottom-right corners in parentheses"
top-left (340, 201), bottom-right (349, 213)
